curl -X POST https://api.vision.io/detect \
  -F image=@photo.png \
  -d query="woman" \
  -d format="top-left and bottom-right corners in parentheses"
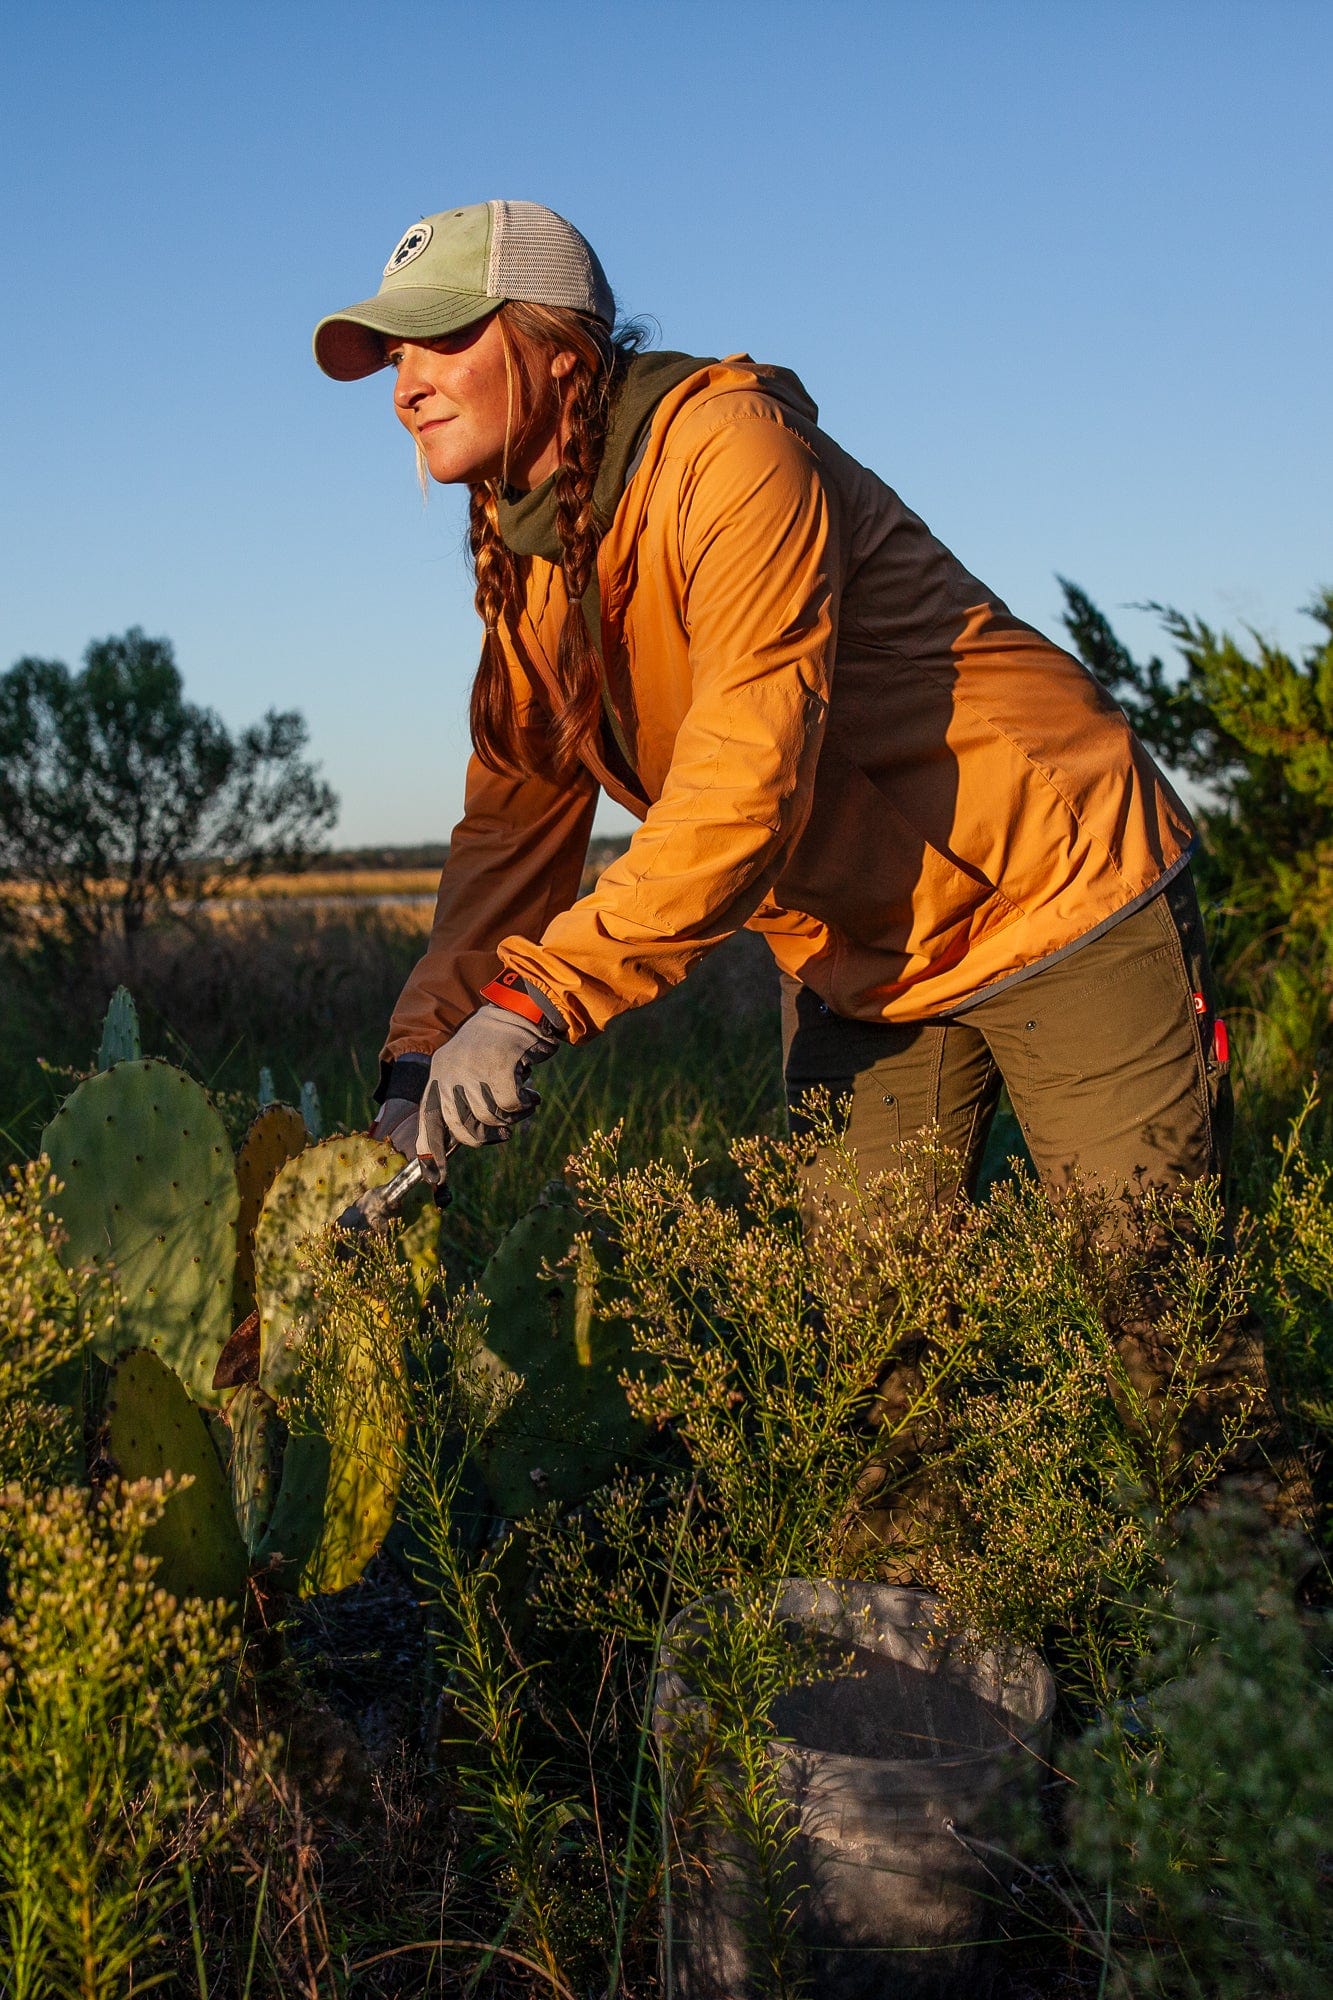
top-left (313, 198), bottom-right (1229, 1206)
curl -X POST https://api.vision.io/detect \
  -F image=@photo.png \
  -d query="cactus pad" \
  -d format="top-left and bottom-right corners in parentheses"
top-left (224, 1381), bottom-right (286, 1556)
top-left (42, 1061), bottom-right (239, 1406)
top-left (107, 1348), bottom-right (248, 1603)
top-left (254, 1134), bottom-right (404, 1397)
top-left (299, 1081), bottom-right (323, 1140)
top-left (253, 1429), bottom-right (332, 1587)
top-left (472, 1192), bottom-right (645, 1518)
top-left (233, 1104), bottom-right (307, 1317)
top-left (304, 1373), bottom-right (405, 1597)
top-left (97, 986), bottom-right (141, 1068)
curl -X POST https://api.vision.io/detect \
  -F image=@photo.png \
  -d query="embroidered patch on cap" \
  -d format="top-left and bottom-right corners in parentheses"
top-left (383, 222), bottom-right (433, 277)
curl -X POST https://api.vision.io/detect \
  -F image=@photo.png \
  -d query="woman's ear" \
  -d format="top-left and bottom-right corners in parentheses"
top-left (549, 349), bottom-right (579, 382)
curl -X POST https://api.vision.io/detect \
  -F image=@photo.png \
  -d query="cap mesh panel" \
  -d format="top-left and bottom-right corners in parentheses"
top-left (487, 200), bottom-right (614, 324)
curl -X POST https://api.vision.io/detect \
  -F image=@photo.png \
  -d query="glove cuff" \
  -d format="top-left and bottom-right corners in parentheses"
top-left (480, 970), bottom-right (567, 1038)
top-left (373, 1053), bottom-right (431, 1106)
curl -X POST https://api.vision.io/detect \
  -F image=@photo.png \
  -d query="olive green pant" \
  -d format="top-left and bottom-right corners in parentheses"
top-left (783, 869), bottom-right (1231, 1202)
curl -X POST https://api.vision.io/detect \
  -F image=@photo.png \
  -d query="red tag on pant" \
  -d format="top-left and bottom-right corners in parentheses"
top-left (1213, 1018), bottom-right (1229, 1065)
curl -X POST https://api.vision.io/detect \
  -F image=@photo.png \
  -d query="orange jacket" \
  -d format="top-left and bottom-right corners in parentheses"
top-left (386, 359), bottom-right (1192, 1057)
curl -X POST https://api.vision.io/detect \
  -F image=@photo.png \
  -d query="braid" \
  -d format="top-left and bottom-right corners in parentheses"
top-left (549, 341), bottom-right (615, 774)
top-left (466, 302), bottom-right (641, 776)
top-left (467, 481), bottom-right (529, 774)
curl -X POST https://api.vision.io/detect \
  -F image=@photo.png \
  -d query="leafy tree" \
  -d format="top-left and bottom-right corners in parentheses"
top-left (1060, 582), bottom-right (1333, 932)
top-left (0, 627), bottom-right (338, 946)
top-left (1061, 582), bottom-right (1333, 1069)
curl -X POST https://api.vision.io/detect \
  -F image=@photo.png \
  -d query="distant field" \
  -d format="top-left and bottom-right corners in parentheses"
top-left (0, 836), bottom-right (632, 910)
top-left (224, 868), bottom-right (441, 899)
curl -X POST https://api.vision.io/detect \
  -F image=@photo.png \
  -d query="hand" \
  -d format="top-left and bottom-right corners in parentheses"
top-left (417, 1002), bottom-right (560, 1165)
top-left (371, 1095), bottom-right (421, 1157)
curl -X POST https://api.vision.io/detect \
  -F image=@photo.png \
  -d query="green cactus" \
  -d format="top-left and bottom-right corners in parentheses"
top-left (106, 1348), bottom-right (248, 1604)
top-left (472, 1187), bottom-right (645, 1518)
top-left (233, 1103), bottom-right (307, 1318)
top-left (305, 1373), bottom-right (405, 1596)
top-left (299, 1081), bottom-right (322, 1140)
top-left (254, 1133), bottom-right (404, 1397)
top-left (399, 1198), bottom-right (441, 1301)
top-left (252, 1134), bottom-right (411, 1594)
top-left (42, 1061), bottom-right (239, 1407)
top-left (96, 986), bottom-right (141, 1068)
top-left (253, 1428), bottom-right (332, 1586)
top-left (223, 1381), bottom-right (286, 1556)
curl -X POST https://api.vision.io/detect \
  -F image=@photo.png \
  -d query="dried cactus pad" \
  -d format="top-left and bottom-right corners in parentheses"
top-left (233, 1104), bottom-right (308, 1317)
top-left (473, 1193), bottom-right (645, 1519)
top-left (254, 1133), bottom-right (404, 1397)
top-left (107, 1347), bottom-right (248, 1604)
top-left (43, 1061), bottom-right (238, 1406)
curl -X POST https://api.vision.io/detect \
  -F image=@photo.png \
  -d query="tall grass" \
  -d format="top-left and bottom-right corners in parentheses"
top-left (1, 903), bottom-right (1330, 1996)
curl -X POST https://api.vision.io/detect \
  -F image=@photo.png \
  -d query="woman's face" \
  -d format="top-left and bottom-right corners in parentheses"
top-left (387, 314), bottom-right (573, 490)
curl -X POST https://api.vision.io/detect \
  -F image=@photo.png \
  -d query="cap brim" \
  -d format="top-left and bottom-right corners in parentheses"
top-left (312, 288), bottom-right (504, 381)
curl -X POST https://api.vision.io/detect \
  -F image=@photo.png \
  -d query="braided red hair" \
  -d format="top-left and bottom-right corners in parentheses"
top-left (467, 302), bottom-right (641, 777)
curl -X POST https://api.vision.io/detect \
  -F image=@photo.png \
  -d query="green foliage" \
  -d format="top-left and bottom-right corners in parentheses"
top-left (0, 1481), bottom-right (240, 2000)
top-left (0, 1163), bottom-right (112, 1510)
top-left (471, 1186), bottom-right (647, 1518)
top-left (0, 627), bottom-right (337, 944)
top-left (266, 1210), bottom-right (410, 1597)
top-left (1243, 1083), bottom-right (1333, 1439)
top-left (1071, 1502), bottom-right (1333, 1998)
top-left (537, 1120), bottom-right (977, 1631)
top-left (919, 1173), bottom-right (1262, 1703)
top-left (105, 1350), bottom-right (249, 1605)
top-left (290, 1225), bottom-right (587, 1985)
top-left (1061, 582), bottom-right (1333, 1076)
top-left (41, 1060), bottom-right (238, 1406)
top-left (94, 987), bottom-right (139, 1069)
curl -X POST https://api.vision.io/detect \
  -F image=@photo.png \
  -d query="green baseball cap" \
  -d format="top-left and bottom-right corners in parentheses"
top-left (313, 199), bottom-right (615, 382)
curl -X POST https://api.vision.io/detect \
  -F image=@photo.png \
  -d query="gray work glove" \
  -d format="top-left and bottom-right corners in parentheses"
top-left (417, 1002), bottom-right (560, 1170)
top-left (371, 1096), bottom-right (422, 1158)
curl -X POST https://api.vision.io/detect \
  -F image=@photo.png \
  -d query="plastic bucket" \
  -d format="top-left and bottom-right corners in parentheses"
top-left (653, 1581), bottom-right (1055, 1999)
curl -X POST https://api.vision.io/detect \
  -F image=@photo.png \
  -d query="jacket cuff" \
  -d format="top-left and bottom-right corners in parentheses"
top-left (373, 1054), bottom-right (431, 1107)
top-left (480, 970), bottom-right (569, 1039)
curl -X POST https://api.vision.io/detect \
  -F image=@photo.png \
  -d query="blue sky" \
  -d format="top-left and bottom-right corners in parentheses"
top-left (2, 1), bottom-right (1329, 845)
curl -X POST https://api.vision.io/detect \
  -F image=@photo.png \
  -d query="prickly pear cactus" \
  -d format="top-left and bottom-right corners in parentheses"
top-left (224, 1381), bottom-right (286, 1556)
top-left (305, 1361), bottom-right (405, 1597)
top-left (107, 1348), bottom-right (248, 1603)
top-left (254, 1133), bottom-right (404, 1397)
top-left (43, 1061), bottom-right (238, 1406)
top-left (233, 1104), bottom-right (307, 1317)
top-left (257, 1067), bottom-right (276, 1108)
top-left (299, 1081), bottom-right (323, 1140)
top-left (97, 986), bottom-right (141, 1068)
top-left (253, 1428), bottom-right (332, 1587)
top-left (399, 1199), bottom-right (440, 1301)
top-left (472, 1189), bottom-right (644, 1518)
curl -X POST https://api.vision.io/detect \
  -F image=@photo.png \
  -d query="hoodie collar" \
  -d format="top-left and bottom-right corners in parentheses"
top-left (494, 350), bottom-right (714, 563)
